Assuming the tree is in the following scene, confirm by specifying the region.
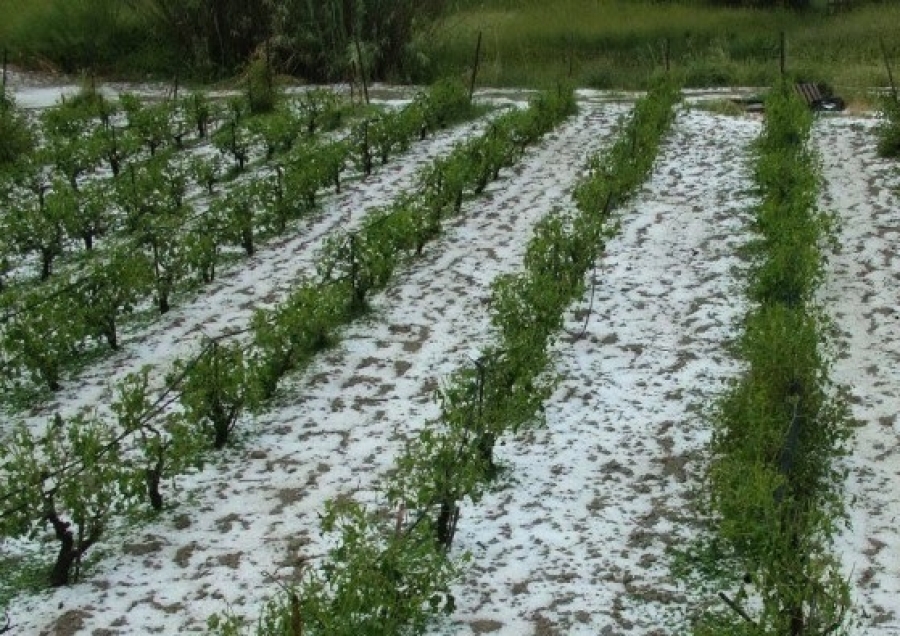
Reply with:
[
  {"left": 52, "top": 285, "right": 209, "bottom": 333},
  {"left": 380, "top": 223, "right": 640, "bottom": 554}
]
[
  {"left": 60, "top": 180, "right": 112, "bottom": 251},
  {"left": 5, "top": 180, "right": 68, "bottom": 281},
  {"left": 2, "top": 285, "right": 83, "bottom": 391},
  {"left": 175, "top": 340, "right": 249, "bottom": 449},
  {"left": 0, "top": 95, "right": 35, "bottom": 167},
  {"left": 76, "top": 246, "right": 150, "bottom": 350},
  {"left": 112, "top": 369, "right": 206, "bottom": 511},
  {"left": 0, "top": 414, "right": 130, "bottom": 587}
]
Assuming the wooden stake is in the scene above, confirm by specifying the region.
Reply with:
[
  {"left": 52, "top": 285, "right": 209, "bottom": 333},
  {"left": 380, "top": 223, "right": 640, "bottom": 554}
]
[
  {"left": 469, "top": 31, "right": 483, "bottom": 102},
  {"left": 780, "top": 31, "right": 786, "bottom": 79},
  {"left": 266, "top": 37, "right": 273, "bottom": 96},
  {"left": 880, "top": 37, "right": 898, "bottom": 102},
  {"left": 665, "top": 37, "right": 671, "bottom": 73},
  {"left": 2, "top": 49, "right": 7, "bottom": 95},
  {"left": 354, "top": 36, "right": 369, "bottom": 105}
]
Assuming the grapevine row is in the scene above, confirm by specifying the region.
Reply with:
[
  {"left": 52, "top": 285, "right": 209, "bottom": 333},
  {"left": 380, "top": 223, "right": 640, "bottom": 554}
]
[
  {"left": 0, "top": 79, "right": 475, "bottom": 396},
  {"left": 689, "top": 85, "right": 852, "bottom": 634},
  {"left": 215, "top": 79, "right": 679, "bottom": 636},
  {"left": 0, "top": 86, "right": 575, "bottom": 604}
]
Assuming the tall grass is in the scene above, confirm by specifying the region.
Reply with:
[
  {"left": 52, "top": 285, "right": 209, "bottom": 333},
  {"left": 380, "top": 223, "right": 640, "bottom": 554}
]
[
  {"left": 1, "top": 0, "right": 898, "bottom": 89},
  {"left": 420, "top": 0, "right": 900, "bottom": 89},
  {"left": 0, "top": 0, "right": 170, "bottom": 75}
]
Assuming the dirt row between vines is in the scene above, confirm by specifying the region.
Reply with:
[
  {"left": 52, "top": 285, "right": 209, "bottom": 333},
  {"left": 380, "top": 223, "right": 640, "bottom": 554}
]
[
  {"left": 423, "top": 108, "right": 760, "bottom": 636},
  {"left": 818, "top": 117, "right": 900, "bottom": 632}
]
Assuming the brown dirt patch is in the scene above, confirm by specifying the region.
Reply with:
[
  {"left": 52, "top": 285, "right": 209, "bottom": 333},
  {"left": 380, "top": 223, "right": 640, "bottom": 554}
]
[
  {"left": 174, "top": 542, "right": 199, "bottom": 568},
  {"left": 44, "top": 609, "right": 91, "bottom": 636}
]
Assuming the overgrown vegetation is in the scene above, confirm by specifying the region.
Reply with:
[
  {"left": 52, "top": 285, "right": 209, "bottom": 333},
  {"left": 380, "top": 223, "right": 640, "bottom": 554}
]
[
  {"left": 0, "top": 0, "right": 897, "bottom": 89},
  {"left": 682, "top": 85, "right": 852, "bottom": 635},
  {"left": 0, "top": 0, "right": 448, "bottom": 81}
]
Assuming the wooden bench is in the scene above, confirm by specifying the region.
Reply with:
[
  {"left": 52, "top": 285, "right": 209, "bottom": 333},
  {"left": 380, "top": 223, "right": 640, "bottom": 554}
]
[{"left": 794, "top": 82, "right": 845, "bottom": 112}]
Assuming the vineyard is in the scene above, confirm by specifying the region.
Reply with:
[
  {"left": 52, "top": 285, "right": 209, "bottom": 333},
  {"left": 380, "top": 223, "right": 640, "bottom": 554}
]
[{"left": 0, "top": 68, "right": 899, "bottom": 636}]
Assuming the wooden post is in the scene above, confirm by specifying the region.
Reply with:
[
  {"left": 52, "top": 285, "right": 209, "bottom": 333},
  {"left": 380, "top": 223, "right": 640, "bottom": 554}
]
[
  {"left": 265, "top": 37, "right": 273, "bottom": 97},
  {"left": 469, "top": 31, "right": 483, "bottom": 103},
  {"left": 780, "top": 31, "right": 786, "bottom": 79},
  {"left": 354, "top": 36, "right": 369, "bottom": 105},
  {"left": 665, "top": 37, "right": 671, "bottom": 73},
  {"left": 880, "top": 37, "right": 898, "bottom": 102}
]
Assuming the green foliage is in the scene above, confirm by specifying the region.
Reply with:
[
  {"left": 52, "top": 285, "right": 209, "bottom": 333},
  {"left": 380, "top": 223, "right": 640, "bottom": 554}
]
[
  {"left": 245, "top": 56, "right": 279, "bottom": 115},
  {"left": 184, "top": 204, "right": 226, "bottom": 284},
  {"left": 0, "top": 95, "right": 35, "bottom": 168},
  {"left": 247, "top": 281, "right": 350, "bottom": 404},
  {"left": 113, "top": 368, "right": 206, "bottom": 511},
  {"left": 297, "top": 88, "right": 346, "bottom": 135},
  {"left": 693, "top": 84, "right": 852, "bottom": 634},
  {"left": 424, "top": 1, "right": 900, "bottom": 90},
  {"left": 218, "top": 182, "right": 259, "bottom": 257},
  {"left": 58, "top": 180, "right": 111, "bottom": 250},
  {"left": 120, "top": 93, "right": 173, "bottom": 157},
  {"left": 425, "top": 78, "right": 678, "bottom": 488},
  {"left": 4, "top": 181, "right": 66, "bottom": 280},
  {"left": 415, "top": 77, "right": 473, "bottom": 132},
  {"left": 0, "top": 412, "right": 133, "bottom": 587},
  {"left": 175, "top": 340, "right": 249, "bottom": 450},
  {"left": 210, "top": 499, "right": 460, "bottom": 636},
  {"left": 75, "top": 246, "right": 150, "bottom": 350},
  {"left": 876, "top": 95, "right": 900, "bottom": 158},
  {"left": 214, "top": 119, "right": 253, "bottom": 172},
  {"left": 190, "top": 154, "right": 226, "bottom": 195},
  {"left": 2, "top": 286, "right": 80, "bottom": 391}
]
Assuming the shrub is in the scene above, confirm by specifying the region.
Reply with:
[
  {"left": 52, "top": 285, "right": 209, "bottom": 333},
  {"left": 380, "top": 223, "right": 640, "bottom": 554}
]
[
  {"left": 877, "top": 96, "right": 900, "bottom": 158},
  {"left": 0, "top": 95, "right": 34, "bottom": 167}
]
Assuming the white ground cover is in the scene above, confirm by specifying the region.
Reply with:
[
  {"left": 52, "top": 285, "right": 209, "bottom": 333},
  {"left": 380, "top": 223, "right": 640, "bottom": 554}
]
[
  {"left": 817, "top": 115, "right": 900, "bottom": 633},
  {"left": 5, "top": 72, "right": 895, "bottom": 635},
  {"left": 424, "top": 108, "right": 761, "bottom": 636},
  {"left": 3, "top": 98, "right": 629, "bottom": 635}
]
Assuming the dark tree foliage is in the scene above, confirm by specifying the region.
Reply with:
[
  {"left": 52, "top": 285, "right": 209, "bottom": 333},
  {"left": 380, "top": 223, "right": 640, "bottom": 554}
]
[{"left": 142, "top": 0, "right": 448, "bottom": 80}]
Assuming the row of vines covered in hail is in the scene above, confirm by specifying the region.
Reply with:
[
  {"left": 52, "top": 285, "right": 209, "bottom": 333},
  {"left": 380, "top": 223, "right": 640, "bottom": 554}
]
[
  {"left": 0, "top": 75, "right": 476, "bottom": 397},
  {"left": 680, "top": 86, "right": 853, "bottom": 635},
  {"left": 207, "top": 77, "right": 681, "bottom": 636},
  {"left": 0, "top": 82, "right": 575, "bottom": 622}
]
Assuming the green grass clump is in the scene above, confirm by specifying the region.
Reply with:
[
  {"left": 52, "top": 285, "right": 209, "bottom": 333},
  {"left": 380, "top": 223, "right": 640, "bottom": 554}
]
[{"left": 877, "top": 96, "right": 900, "bottom": 158}]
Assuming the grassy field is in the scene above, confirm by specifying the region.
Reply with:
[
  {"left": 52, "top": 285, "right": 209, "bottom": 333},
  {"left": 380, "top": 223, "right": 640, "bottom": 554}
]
[
  {"left": 420, "top": 0, "right": 900, "bottom": 90},
  {"left": 0, "top": 0, "right": 170, "bottom": 75},
  {"left": 1, "top": 0, "right": 899, "bottom": 91}
]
